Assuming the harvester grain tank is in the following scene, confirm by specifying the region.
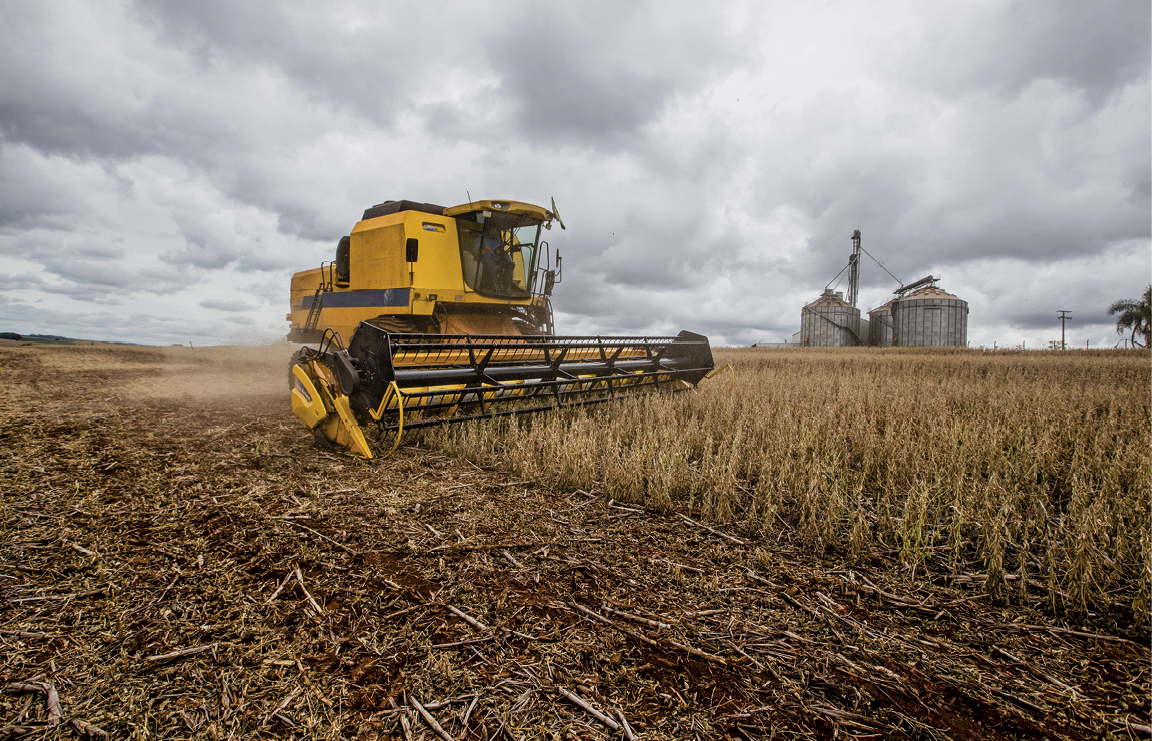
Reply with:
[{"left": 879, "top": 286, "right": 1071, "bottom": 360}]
[{"left": 287, "top": 198, "right": 718, "bottom": 458}]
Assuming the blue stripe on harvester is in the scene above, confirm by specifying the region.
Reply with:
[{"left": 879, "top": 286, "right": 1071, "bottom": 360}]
[{"left": 303, "top": 289, "right": 411, "bottom": 310}]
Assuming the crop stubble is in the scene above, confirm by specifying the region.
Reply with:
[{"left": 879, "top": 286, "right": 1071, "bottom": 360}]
[
  {"left": 441, "top": 348, "right": 1151, "bottom": 628},
  {"left": 0, "top": 343, "right": 1148, "bottom": 739}
]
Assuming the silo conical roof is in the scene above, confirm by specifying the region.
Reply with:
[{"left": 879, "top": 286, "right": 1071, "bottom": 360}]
[
  {"left": 869, "top": 298, "right": 896, "bottom": 314},
  {"left": 805, "top": 289, "right": 853, "bottom": 309},
  {"left": 900, "top": 285, "right": 960, "bottom": 301}
]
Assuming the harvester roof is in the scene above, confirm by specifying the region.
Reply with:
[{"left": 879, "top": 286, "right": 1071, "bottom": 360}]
[
  {"left": 360, "top": 198, "right": 553, "bottom": 224},
  {"left": 443, "top": 199, "right": 551, "bottom": 222}
]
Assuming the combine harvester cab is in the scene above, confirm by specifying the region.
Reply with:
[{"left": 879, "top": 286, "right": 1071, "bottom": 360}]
[
  {"left": 287, "top": 198, "right": 563, "bottom": 341},
  {"left": 287, "top": 197, "right": 718, "bottom": 458}
]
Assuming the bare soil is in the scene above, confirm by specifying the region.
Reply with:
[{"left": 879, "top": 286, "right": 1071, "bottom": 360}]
[{"left": 0, "top": 344, "right": 1147, "bottom": 740}]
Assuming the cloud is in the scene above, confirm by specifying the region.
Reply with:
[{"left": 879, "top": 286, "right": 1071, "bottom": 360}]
[
  {"left": 485, "top": 4, "right": 746, "bottom": 147},
  {"left": 0, "top": 0, "right": 1146, "bottom": 349},
  {"left": 894, "top": 1, "right": 1151, "bottom": 103}
]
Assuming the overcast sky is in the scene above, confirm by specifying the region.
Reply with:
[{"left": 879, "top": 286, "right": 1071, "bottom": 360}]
[{"left": 1, "top": 0, "right": 1148, "bottom": 347}]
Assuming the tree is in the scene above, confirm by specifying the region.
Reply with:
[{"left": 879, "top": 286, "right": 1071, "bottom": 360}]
[{"left": 1108, "top": 285, "right": 1152, "bottom": 348}]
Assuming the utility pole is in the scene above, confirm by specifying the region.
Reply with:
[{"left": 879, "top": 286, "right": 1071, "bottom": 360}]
[{"left": 1057, "top": 310, "right": 1071, "bottom": 350}]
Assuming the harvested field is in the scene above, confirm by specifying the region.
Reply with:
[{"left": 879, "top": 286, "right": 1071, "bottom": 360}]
[
  {"left": 1, "top": 343, "right": 1148, "bottom": 739},
  {"left": 441, "top": 348, "right": 1152, "bottom": 627}
]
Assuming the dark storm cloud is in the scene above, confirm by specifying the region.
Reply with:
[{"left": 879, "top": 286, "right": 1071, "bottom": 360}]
[
  {"left": 40, "top": 260, "right": 131, "bottom": 290},
  {"left": 593, "top": 220, "right": 726, "bottom": 292},
  {"left": 0, "top": 3, "right": 359, "bottom": 241},
  {"left": 485, "top": 4, "right": 745, "bottom": 146},
  {"left": 900, "top": 1, "right": 1151, "bottom": 102},
  {"left": 0, "top": 272, "right": 46, "bottom": 291},
  {"left": 138, "top": 265, "right": 206, "bottom": 294},
  {"left": 2, "top": 0, "right": 743, "bottom": 248},
  {"left": 162, "top": 210, "right": 243, "bottom": 270},
  {"left": 33, "top": 252, "right": 191, "bottom": 301},
  {"left": 234, "top": 248, "right": 301, "bottom": 273},
  {"left": 0, "top": 145, "right": 85, "bottom": 230},
  {"left": 0, "top": 94, "right": 154, "bottom": 162},
  {"left": 0, "top": 3, "right": 241, "bottom": 162},
  {"left": 130, "top": 0, "right": 414, "bottom": 124},
  {"left": 753, "top": 149, "right": 928, "bottom": 288}
]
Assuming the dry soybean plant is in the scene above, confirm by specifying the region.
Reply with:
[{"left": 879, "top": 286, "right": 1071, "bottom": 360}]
[{"left": 436, "top": 348, "right": 1152, "bottom": 627}]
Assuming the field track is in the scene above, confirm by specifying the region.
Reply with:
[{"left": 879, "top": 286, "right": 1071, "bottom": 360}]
[{"left": 1, "top": 344, "right": 1148, "bottom": 739}]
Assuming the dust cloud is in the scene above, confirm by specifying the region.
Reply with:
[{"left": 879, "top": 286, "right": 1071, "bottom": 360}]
[
  {"left": 153, "top": 344, "right": 297, "bottom": 409},
  {"left": 3, "top": 342, "right": 298, "bottom": 420}
]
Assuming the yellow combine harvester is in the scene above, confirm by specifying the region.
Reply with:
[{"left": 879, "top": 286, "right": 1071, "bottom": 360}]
[{"left": 288, "top": 198, "right": 716, "bottom": 458}]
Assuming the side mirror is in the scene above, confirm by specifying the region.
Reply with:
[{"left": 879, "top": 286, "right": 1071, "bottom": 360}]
[{"left": 405, "top": 238, "right": 419, "bottom": 263}]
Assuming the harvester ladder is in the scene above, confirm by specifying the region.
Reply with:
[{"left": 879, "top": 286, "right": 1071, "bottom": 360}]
[{"left": 304, "top": 262, "right": 335, "bottom": 332}]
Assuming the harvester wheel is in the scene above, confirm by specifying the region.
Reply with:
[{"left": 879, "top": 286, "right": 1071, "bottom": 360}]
[
  {"left": 312, "top": 428, "right": 335, "bottom": 451},
  {"left": 288, "top": 348, "right": 305, "bottom": 386}
]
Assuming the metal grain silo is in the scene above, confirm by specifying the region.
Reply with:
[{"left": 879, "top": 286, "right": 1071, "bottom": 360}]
[
  {"left": 868, "top": 300, "right": 895, "bottom": 346},
  {"left": 800, "top": 289, "right": 863, "bottom": 347},
  {"left": 892, "top": 286, "right": 968, "bottom": 346}
]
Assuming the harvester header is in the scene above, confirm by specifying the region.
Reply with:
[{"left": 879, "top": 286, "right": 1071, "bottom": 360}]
[{"left": 291, "top": 324, "right": 715, "bottom": 458}]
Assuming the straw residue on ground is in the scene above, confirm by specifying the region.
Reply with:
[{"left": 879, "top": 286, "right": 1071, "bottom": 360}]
[{"left": 0, "top": 343, "right": 1148, "bottom": 739}]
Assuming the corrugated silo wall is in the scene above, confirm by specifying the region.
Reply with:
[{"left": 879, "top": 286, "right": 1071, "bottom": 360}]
[
  {"left": 800, "top": 305, "right": 862, "bottom": 347},
  {"left": 892, "top": 298, "right": 968, "bottom": 346},
  {"left": 869, "top": 309, "right": 894, "bottom": 346}
]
